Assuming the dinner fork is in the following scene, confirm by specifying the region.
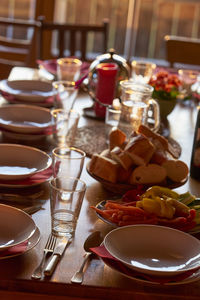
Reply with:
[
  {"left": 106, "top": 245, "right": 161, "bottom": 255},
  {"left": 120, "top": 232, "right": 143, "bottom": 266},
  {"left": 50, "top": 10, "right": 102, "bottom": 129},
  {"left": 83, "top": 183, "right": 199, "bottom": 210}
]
[{"left": 31, "top": 234, "right": 57, "bottom": 280}]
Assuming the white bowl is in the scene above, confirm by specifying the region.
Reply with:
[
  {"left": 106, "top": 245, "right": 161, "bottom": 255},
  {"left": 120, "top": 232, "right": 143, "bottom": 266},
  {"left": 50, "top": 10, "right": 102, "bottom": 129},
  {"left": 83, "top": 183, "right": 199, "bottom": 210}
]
[
  {"left": 0, "top": 80, "right": 56, "bottom": 103},
  {"left": 0, "top": 144, "right": 52, "bottom": 180},
  {"left": 104, "top": 225, "right": 200, "bottom": 277},
  {"left": 0, "top": 204, "right": 36, "bottom": 250},
  {"left": 0, "top": 105, "right": 52, "bottom": 134}
]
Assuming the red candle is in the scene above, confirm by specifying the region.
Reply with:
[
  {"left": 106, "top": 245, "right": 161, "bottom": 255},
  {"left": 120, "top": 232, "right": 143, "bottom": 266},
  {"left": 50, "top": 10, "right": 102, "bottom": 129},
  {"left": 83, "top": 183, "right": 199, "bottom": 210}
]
[{"left": 94, "top": 63, "right": 118, "bottom": 117}]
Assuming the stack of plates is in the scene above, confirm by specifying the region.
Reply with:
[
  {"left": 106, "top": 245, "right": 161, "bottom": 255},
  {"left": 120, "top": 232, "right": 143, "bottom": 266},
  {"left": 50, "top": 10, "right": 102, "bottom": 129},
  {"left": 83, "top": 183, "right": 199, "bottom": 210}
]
[
  {"left": 0, "top": 143, "right": 52, "bottom": 187},
  {"left": 0, "top": 104, "right": 53, "bottom": 141},
  {"left": 0, "top": 204, "right": 40, "bottom": 259},
  {"left": 0, "top": 80, "right": 57, "bottom": 108},
  {"left": 103, "top": 225, "right": 200, "bottom": 284}
]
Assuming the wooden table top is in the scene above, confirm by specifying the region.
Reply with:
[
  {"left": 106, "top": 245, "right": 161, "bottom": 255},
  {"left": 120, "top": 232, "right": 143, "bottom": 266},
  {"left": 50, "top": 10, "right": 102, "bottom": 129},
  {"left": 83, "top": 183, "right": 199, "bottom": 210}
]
[{"left": 1, "top": 67, "right": 200, "bottom": 300}]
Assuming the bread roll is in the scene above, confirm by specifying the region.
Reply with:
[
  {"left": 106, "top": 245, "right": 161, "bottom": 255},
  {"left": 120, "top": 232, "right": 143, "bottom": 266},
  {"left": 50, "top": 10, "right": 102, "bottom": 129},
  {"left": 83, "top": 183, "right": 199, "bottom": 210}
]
[
  {"left": 117, "top": 166, "right": 132, "bottom": 183},
  {"left": 150, "top": 149, "right": 168, "bottom": 165},
  {"left": 100, "top": 148, "right": 111, "bottom": 158},
  {"left": 111, "top": 146, "right": 133, "bottom": 170},
  {"left": 162, "top": 160, "right": 189, "bottom": 182},
  {"left": 89, "top": 154, "right": 119, "bottom": 183},
  {"left": 109, "top": 128, "right": 127, "bottom": 150},
  {"left": 129, "top": 164, "right": 167, "bottom": 184},
  {"left": 125, "top": 134, "right": 155, "bottom": 165},
  {"left": 138, "top": 124, "right": 179, "bottom": 159}
]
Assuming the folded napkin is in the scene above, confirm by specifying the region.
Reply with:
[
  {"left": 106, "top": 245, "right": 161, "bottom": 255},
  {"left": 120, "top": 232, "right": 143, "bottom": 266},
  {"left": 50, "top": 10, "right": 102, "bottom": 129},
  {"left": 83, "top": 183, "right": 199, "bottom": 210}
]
[
  {"left": 0, "top": 240, "right": 28, "bottom": 258},
  {"left": 91, "top": 245, "right": 200, "bottom": 284},
  {"left": 0, "top": 166, "right": 52, "bottom": 186}
]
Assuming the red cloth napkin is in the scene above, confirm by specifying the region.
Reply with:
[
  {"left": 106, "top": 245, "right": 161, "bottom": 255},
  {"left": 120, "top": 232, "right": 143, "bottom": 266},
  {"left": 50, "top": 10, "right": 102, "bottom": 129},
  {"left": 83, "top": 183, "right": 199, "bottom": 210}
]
[
  {"left": 0, "top": 166, "right": 53, "bottom": 186},
  {"left": 91, "top": 245, "right": 200, "bottom": 284},
  {"left": 0, "top": 240, "right": 28, "bottom": 257}
]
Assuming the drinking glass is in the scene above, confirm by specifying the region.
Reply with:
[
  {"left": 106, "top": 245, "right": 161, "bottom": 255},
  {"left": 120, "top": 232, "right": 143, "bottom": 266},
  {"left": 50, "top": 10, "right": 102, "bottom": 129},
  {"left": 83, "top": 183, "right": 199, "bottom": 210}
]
[
  {"left": 49, "top": 176, "right": 86, "bottom": 238},
  {"left": 131, "top": 60, "right": 156, "bottom": 84},
  {"left": 57, "top": 57, "right": 82, "bottom": 81},
  {"left": 52, "top": 146, "right": 86, "bottom": 178},
  {"left": 105, "top": 105, "right": 121, "bottom": 143},
  {"left": 51, "top": 108, "right": 80, "bottom": 147},
  {"left": 118, "top": 80, "right": 160, "bottom": 136},
  {"left": 52, "top": 80, "right": 78, "bottom": 111}
]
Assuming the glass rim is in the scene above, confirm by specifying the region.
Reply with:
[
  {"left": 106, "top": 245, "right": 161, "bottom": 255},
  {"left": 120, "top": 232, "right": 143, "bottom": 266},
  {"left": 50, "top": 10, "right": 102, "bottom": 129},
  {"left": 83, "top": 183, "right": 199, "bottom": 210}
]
[
  {"left": 52, "top": 146, "right": 86, "bottom": 159},
  {"left": 50, "top": 176, "right": 86, "bottom": 193},
  {"left": 50, "top": 108, "right": 80, "bottom": 118},
  {"left": 52, "top": 80, "right": 76, "bottom": 88},
  {"left": 120, "top": 80, "right": 154, "bottom": 93},
  {"left": 131, "top": 60, "right": 157, "bottom": 68},
  {"left": 57, "top": 57, "right": 82, "bottom": 66}
]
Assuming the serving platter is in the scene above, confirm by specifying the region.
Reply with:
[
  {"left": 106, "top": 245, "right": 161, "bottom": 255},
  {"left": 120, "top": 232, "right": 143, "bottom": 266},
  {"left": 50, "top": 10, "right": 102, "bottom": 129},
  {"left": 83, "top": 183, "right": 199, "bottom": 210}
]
[
  {"left": 86, "top": 163, "right": 188, "bottom": 194},
  {"left": 0, "top": 204, "right": 36, "bottom": 250},
  {"left": 95, "top": 200, "right": 200, "bottom": 235},
  {"left": 0, "top": 105, "right": 52, "bottom": 134},
  {"left": 0, "top": 144, "right": 52, "bottom": 180}
]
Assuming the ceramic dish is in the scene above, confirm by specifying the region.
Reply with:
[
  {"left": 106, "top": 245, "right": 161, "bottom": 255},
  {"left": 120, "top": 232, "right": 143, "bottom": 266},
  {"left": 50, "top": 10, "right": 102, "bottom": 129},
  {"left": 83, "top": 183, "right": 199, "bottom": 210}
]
[
  {"left": 0, "top": 204, "right": 36, "bottom": 250},
  {"left": 0, "top": 144, "right": 52, "bottom": 180},
  {"left": 1, "top": 131, "right": 47, "bottom": 142},
  {"left": 2, "top": 97, "right": 54, "bottom": 108},
  {"left": 101, "top": 254, "right": 200, "bottom": 286},
  {"left": 104, "top": 225, "right": 200, "bottom": 277},
  {"left": 0, "top": 80, "right": 56, "bottom": 103},
  {"left": 0, "top": 226, "right": 40, "bottom": 260},
  {"left": 0, "top": 105, "right": 52, "bottom": 134},
  {"left": 86, "top": 163, "right": 187, "bottom": 194}
]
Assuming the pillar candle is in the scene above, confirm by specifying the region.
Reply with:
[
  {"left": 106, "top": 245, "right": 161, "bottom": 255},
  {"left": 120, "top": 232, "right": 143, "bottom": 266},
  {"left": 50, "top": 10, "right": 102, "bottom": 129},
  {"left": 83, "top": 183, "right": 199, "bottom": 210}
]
[{"left": 94, "top": 63, "right": 118, "bottom": 118}]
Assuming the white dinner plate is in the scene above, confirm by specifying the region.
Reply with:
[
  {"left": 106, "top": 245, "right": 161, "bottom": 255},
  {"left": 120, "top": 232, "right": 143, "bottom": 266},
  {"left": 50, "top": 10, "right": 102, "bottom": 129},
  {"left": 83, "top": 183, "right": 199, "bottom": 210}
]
[
  {"left": 0, "top": 144, "right": 52, "bottom": 180},
  {"left": 0, "top": 80, "right": 57, "bottom": 103},
  {"left": 104, "top": 225, "right": 200, "bottom": 277},
  {"left": 0, "top": 204, "right": 36, "bottom": 251},
  {"left": 0, "top": 226, "right": 40, "bottom": 260},
  {"left": 0, "top": 105, "right": 52, "bottom": 134}
]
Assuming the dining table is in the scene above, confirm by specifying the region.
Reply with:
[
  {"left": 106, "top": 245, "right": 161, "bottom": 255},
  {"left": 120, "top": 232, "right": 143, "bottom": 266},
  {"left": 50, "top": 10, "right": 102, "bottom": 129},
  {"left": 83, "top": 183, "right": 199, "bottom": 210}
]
[{"left": 0, "top": 66, "right": 200, "bottom": 300}]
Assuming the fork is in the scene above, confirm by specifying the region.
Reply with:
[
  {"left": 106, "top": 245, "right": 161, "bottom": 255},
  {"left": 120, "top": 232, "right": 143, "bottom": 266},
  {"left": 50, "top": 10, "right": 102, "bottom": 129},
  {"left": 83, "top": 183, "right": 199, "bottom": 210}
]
[{"left": 31, "top": 234, "right": 57, "bottom": 280}]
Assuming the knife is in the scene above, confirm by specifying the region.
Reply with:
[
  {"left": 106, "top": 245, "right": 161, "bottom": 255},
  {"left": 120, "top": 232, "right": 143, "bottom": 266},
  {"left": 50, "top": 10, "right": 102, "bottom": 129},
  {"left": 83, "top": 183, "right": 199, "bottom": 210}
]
[{"left": 44, "top": 237, "right": 70, "bottom": 276}]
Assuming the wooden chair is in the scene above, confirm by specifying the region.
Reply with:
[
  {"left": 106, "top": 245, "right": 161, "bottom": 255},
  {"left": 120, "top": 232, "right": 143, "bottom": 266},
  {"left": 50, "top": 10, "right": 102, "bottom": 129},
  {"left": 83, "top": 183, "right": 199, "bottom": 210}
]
[
  {"left": 0, "top": 17, "right": 40, "bottom": 79},
  {"left": 37, "top": 16, "right": 109, "bottom": 61},
  {"left": 164, "top": 35, "right": 200, "bottom": 68}
]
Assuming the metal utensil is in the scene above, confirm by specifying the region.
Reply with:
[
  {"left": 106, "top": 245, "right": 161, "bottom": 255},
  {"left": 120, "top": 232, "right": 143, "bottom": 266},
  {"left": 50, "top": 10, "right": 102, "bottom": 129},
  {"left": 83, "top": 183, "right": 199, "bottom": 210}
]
[
  {"left": 31, "top": 234, "right": 57, "bottom": 280},
  {"left": 71, "top": 231, "right": 104, "bottom": 284},
  {"left": 44, "top": 236, "right": 70, "bottom": 277}
]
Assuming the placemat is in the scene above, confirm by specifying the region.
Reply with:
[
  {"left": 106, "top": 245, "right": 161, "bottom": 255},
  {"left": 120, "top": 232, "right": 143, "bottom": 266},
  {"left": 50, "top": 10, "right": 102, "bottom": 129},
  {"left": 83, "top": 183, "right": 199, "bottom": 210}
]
[{"left": 73, "top": 124, "right": 182, "bottom": 158}]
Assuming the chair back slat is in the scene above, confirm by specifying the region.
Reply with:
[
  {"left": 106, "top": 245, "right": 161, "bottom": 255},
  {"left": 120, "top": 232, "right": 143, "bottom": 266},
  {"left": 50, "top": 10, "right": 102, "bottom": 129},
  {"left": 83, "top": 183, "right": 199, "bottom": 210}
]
[
  {"left": 38, "top": 17, "right": 109, "bottom": 61},
  {"left": 165, "top": 35, "right": 200, "bottom": 67}
]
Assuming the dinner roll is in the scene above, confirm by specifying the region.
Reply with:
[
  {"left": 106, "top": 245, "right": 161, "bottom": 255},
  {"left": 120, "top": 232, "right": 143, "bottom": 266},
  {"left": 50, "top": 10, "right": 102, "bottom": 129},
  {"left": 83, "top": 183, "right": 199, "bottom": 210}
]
[
  {"left": 109, "top": 128, "right": 127, "bottom": 150},
  {"left": 162, "top": 160, "right": 189, "bottom": 182},
  {"left": 111, "top": 146, "right": 133, "bottom": 170},
  {"left": 129, "top": 164, "right": 167, "bottom": 184},
  {"left": 124, "top": 134, "right": 155, "bottom": 166},
  {"left": 89, "top": 154, "right": 119, "bottom": 183}
]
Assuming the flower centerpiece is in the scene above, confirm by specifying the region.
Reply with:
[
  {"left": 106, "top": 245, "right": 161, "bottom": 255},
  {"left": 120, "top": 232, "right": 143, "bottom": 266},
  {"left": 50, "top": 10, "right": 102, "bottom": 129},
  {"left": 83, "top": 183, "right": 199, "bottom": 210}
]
[{"left": 149, "top": 70, "right": 182, "bottom": 120}]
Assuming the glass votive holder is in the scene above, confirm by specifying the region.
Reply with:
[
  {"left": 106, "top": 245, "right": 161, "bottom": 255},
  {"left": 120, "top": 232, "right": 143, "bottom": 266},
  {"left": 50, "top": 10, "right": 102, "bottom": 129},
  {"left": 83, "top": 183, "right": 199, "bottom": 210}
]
[
  {"left": 57, "top": 57, "right": 82, "bottom": 81},
  {"left": 131, "top": 60, "right": 156, "bottom": 84}
]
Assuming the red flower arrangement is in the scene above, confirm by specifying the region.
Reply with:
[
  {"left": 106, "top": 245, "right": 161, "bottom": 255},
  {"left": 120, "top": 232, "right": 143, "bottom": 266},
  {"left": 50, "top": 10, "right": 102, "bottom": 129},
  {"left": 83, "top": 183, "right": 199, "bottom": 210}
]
[{"left": 149, "top": 70, "right": 182, "bottom": 101}]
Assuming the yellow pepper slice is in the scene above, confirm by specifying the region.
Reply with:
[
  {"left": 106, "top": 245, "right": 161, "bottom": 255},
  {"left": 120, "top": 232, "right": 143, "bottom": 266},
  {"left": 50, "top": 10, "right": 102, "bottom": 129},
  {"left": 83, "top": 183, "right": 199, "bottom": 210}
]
[{"left": 142, "top": 186, "right": 179, "bottom": 200}]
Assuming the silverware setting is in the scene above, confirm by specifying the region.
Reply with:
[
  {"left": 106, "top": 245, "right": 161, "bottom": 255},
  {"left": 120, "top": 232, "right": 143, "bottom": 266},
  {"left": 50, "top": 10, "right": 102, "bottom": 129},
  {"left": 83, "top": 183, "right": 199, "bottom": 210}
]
[
  {"left": 31, "top": 234, "right": 57, "bottom": 280},
  {"left": 71, "top": 231, "right": 104, "bottom": 284},
  {"left": 44, "top": 236, "right": 70, "bottom": 277}
]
